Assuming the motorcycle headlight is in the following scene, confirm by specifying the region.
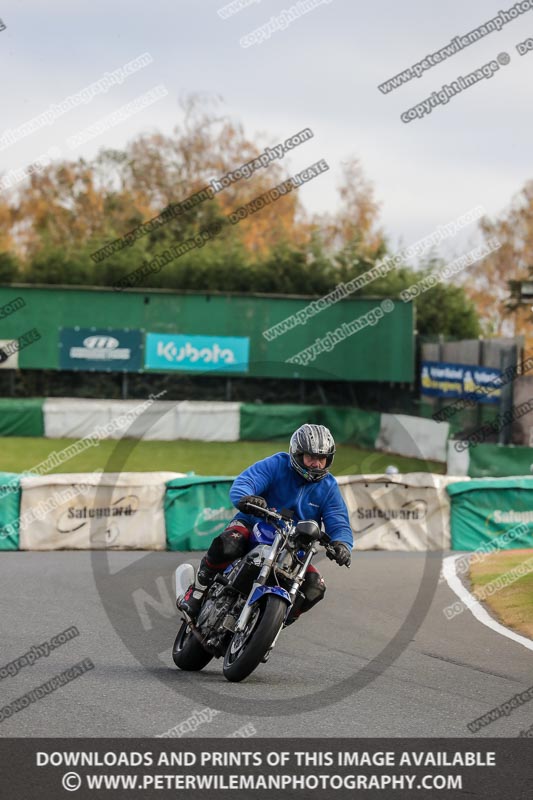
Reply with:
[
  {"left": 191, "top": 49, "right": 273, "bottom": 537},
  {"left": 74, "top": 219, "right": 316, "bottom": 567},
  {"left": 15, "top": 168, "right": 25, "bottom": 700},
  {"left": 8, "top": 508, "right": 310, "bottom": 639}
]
[{"left": 294, "top": 519, "right": 321, "bottom": 544}]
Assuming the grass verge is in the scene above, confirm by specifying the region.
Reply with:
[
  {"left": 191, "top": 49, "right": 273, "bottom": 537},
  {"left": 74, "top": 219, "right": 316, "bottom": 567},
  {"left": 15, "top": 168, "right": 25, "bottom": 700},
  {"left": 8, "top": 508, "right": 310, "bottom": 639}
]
[
  {"left": 469, "top": 549, "right": 533, "bottom": 639},
  {"left": 0, "top": 437, "right": 445, "bottom": 477}
]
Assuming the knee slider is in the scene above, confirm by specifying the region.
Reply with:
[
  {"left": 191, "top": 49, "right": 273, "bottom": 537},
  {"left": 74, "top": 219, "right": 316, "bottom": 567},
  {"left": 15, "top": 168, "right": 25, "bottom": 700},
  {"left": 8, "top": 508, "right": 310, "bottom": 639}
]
[{"left": 219, "top": 526, "right": 248, "bottom": 561}]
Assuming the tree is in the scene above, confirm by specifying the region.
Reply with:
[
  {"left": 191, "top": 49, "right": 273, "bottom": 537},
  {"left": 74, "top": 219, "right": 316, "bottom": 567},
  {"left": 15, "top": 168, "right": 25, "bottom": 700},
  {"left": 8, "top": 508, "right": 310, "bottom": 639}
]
[
  {"left": 313, "top": 157, "right": 385, "bottom": 262},
  {"left": 0, "top": 95, "right": 485, "bottom": 340},
  {"left": 0, "top": 252, "right": 20, "bottom": 283},
  {"left": 469, "top": 181, "right": 533, "bottom": 338},
  {"left": 413, "top": 279, "right": 480, "bottom": 338}
]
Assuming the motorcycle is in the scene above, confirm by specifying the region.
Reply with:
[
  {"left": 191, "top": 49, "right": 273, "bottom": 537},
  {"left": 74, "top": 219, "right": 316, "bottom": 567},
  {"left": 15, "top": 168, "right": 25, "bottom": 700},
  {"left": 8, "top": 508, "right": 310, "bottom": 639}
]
[{"left": 172, "top": 502, "right": 344, "bottom": 682}]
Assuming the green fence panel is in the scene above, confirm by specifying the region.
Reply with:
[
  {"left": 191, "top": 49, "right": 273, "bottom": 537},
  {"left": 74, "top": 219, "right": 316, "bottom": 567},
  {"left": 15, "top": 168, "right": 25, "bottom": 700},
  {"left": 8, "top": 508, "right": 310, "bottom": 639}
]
[
  {"left": 240, "top": 403, "right": 381, "bottom": 449},
  {"left": 447, "top": 405, "right": 500, "bottom": 439},
  {"left": 447, "top": 478, "right": 533, "bottom": 550},
  {"left": 165, "top": 475, "right": 236, "bottom": 551},
  {"left": 240, "top": 404, "right": 321, "bottom": 441},
  {"left": 319, "top": 407, "right": 381, "bottom": 449},
  {"left": 0, "top": 472, "right": 21, "bottom": 550},
  {"left": 468, "top": 443, "right": 533, "bottom": 478},
  {"left": 0, "top": 398, "right": 45, "bottom": 436}
]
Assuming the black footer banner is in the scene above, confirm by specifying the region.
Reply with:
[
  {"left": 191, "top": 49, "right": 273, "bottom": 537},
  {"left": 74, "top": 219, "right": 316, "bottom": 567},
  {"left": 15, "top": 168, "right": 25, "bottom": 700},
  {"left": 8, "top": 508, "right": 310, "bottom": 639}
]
[{"left": 0, "top": 738, "right": 531, "bottom": 799}]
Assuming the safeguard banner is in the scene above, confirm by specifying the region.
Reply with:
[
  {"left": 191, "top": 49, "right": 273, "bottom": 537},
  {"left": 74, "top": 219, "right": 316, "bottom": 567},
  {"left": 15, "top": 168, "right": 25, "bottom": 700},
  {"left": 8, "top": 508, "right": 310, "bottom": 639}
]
[
  {"left": 59, "top": 328, "right": 143, "bottom": 372},
  {"left": 337, "top": 473, "right": 463, "bottom": 551},
  {"left": 145, "top": 333, "right": 249, "bottom": 373},
  {"left": 447, "top": 477, "right": 533, "bottom": 550},
  {"left": 19, "top": 472, "right": 183, "bottom": 550},
  {"left": 421, "top": 361, "right": 502, "bottom": 403},
  {"left": 165, "top": 475, "right": 236, "bottom": 550}
]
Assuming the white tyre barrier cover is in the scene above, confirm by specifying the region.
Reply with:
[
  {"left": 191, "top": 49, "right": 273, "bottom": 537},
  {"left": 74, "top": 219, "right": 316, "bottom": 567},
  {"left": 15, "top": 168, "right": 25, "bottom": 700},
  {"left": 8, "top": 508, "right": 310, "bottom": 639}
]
[
  {"left": 446, "top": 439, "right": 470, "bottom": 476},
  {"left": 44, "top": 398, "right": 113, "bottom": 439},
  {"left": 174, "top": 401, "right": 240, "bottom": 442},
  {"left": 43, "top": 398, "right": 241, "bottom": 441},
  {"left": 376, "top": 414, "right": 449, "bottom": 463},
  {"left": 337, "top": 473, "right": 469, "bottom": 551},
  {"left": 19, "top": 471, "right": 183, "bottom": 550}
]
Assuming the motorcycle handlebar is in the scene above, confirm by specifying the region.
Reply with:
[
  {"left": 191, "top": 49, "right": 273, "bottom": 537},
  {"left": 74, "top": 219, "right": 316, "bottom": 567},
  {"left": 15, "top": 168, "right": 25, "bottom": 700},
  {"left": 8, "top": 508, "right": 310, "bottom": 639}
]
[
  {"left": 244, "top": 503, "right": 284, "bottom": 521},
  {"left": 243, "top": 504, "right": 349, "bottom": 565}
]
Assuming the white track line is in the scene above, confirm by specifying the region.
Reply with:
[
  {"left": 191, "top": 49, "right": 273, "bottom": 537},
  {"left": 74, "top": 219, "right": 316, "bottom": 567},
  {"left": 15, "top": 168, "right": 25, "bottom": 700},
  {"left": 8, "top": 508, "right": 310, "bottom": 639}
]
[{"left": 442, "top": 554, "right": 533, "bottom": 652}]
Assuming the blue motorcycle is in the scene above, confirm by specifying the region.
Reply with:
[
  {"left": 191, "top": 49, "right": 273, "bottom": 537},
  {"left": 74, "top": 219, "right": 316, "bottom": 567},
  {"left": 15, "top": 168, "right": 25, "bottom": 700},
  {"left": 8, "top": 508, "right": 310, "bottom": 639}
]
[{"left": 172, "top": 503, "right": 337, "bottom": 682}]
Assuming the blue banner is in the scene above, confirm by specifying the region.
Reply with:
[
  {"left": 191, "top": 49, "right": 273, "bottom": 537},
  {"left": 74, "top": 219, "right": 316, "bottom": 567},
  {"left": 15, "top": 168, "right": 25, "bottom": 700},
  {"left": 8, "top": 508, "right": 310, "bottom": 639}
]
[
  {"left": 59, "top": 329, "right": 143, "bottom": 372},
  {"left": 145, "top": 333, "right": 249, "bottom": 373},
  {"left": 421, "top": 361, "right": 502, "bottom": 403}
]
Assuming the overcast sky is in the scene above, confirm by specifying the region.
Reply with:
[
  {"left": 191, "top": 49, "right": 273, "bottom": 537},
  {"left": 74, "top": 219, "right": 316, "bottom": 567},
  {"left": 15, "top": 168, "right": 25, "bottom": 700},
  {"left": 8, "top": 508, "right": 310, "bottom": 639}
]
[{"left": 1, "top": 0, "right": 531, "bottom": 261}]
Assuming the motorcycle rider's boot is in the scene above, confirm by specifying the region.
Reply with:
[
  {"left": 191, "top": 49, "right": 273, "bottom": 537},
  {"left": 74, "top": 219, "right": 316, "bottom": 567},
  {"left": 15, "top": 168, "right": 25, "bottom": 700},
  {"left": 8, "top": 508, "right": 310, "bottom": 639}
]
[
  {"left": 284, "top": 591, "right": 305, "bottom": 626},
  {"left": 283, "top": 609, "right": 302, "bottom": 627},
  {"left": 179, "top": 558, "right": 218, "bottom": 621}
]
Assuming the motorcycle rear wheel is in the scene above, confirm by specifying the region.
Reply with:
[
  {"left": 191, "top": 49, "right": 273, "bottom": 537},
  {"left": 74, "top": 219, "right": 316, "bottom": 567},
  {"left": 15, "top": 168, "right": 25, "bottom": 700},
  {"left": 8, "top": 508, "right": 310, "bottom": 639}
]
[
  {"left": 172, "top": 620, "right": 213, "bottom": 671},
  {"left": 222, "top": 595, "right": 286, "bottom": 682}
]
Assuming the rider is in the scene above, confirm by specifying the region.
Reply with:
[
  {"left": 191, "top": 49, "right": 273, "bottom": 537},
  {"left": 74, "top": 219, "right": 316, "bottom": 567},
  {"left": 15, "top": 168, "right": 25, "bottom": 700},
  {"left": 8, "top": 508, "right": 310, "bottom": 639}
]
[{"left": 180, "top": 423, "right": 353, "bottom": 623}]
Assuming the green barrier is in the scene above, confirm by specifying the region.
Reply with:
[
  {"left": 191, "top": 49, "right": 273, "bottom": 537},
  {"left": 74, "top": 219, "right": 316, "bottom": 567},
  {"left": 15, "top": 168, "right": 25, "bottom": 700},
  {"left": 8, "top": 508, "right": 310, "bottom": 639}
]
[
  {"left": 468, "top": 443, "right": 533, "bottom": 477},
  {"left": 165, "top": 475, "right": 236, "bottom": 551},
  {"left": 0, "top": 398, "right": 45, "bottom": 436},
  {"left": 239, "top": 403, "right": 381, "bottom": 448},
  {"left": 319, "top": 407, "right": 381, "bottom": 449},
  {"left": 447, "top": 478, "right": 533, "bottom": 550},
  {"left": 239, "top": 404, "right": 320, "bottom": 441},
  {"left": 448, "top": 406, "right": 499, "bottom": 439},
  {"left": 0, "top": 472, "right": 21, "bottom": 550}
]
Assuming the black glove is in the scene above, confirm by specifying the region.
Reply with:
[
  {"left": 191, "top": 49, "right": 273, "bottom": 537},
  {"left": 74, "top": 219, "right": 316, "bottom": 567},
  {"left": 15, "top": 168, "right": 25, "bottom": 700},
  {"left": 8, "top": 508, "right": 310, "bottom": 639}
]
[
  {"left": 237, "top": 495, "right": 268, "bottom": 513},
  {"left": 326, "top": 541, "right": 351, "bottom": 567}
]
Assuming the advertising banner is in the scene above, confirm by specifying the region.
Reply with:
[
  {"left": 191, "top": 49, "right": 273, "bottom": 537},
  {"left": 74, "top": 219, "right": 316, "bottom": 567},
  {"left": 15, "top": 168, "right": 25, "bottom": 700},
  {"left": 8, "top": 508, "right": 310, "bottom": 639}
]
[
  {"left": 59, "top": 328, "right": 143, "bottom": 372},
  {"left": 337, "top": 473, "right": 462, "bottom": 550},
  {"left": 421, "top": 361, "right": 502, "bottom": 403},
  {"left": 165, "top": 476, "right": 236, "bottom": 550},
  {"left": 145, "top": 333, "right": 249, "bottom": 373},
  {"left": 447, "top": 478, "right": 533, "bottom": 550},
  {"left": 19, "top": 472, "right": 183, "bottom": 550}
]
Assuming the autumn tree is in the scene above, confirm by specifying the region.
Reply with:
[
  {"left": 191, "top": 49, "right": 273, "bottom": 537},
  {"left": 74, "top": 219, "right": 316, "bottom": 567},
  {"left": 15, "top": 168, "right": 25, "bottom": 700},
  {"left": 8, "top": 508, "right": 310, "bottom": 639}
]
[
  {"left": 468, "top": 181, "right": 533, "bottom": 342},
  {"left": 1, "top": 94, "right": 309, "bottom": 274},
  {"left": 313, "top": 157, "right": 385, "bottom": 263}
]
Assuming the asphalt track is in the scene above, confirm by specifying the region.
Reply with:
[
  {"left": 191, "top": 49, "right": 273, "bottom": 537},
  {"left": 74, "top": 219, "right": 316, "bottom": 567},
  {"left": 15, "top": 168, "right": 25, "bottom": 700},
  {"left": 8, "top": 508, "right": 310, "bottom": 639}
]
[{"left": 0, "top": 551, "right": 531, "bottom": 738}]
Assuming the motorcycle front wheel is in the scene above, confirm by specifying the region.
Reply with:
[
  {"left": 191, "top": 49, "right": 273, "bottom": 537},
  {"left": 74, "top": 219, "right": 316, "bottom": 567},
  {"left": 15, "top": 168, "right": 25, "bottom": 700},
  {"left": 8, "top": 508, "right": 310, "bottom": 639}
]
[
  {"left": 172, "top": 620, "right": 213, "bottom": 671},
  {"left": 222, "top": 595, "right": 287, "bottom": 682}
]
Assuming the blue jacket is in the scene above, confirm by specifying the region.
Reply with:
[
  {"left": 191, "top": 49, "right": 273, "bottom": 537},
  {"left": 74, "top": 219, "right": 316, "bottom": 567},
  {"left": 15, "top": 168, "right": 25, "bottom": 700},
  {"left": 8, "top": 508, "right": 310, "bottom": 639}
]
[{"left": 230, "top": 452, "right": 353, "bottom": 549}]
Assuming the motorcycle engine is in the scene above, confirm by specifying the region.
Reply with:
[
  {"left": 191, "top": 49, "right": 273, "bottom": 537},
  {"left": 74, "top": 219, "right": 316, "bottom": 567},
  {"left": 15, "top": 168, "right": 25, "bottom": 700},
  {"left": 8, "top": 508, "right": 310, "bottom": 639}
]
[{"left": 197, "top": 590, "right": 232, "bottom": 631}]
